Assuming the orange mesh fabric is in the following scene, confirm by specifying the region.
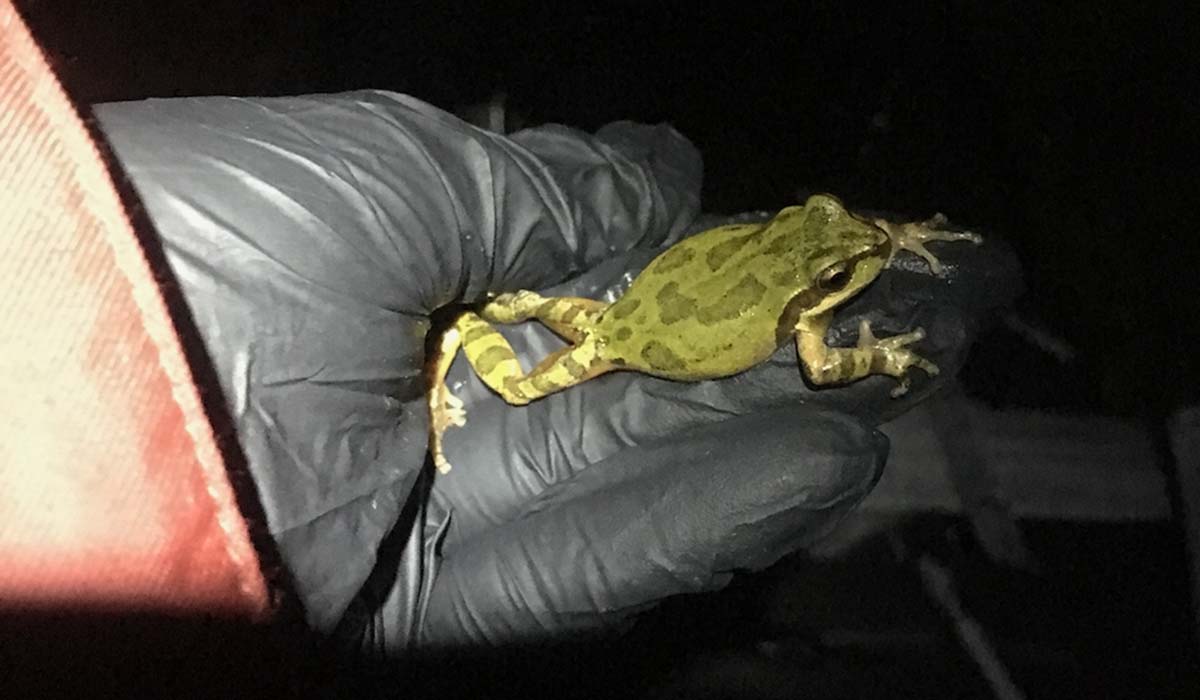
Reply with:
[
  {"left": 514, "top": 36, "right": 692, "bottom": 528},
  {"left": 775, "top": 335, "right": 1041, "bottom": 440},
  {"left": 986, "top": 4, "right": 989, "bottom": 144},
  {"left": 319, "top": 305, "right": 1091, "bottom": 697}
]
[{"left": 0, "top": 0, "right": 268, "bottom": 618}]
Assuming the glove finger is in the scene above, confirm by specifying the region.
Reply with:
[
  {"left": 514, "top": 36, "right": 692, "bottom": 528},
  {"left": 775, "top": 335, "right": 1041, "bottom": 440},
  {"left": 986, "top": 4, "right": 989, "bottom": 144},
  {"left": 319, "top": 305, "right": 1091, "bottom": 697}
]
[{"left": 420, "top": 405, "right": 885, "bottom": 648}]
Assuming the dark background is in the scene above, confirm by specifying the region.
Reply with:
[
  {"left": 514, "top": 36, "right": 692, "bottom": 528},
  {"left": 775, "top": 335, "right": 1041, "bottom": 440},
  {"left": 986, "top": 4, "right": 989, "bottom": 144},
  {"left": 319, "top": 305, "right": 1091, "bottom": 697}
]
[{"left": 13, "top": 1, "right": 1198, "bottom": 697}]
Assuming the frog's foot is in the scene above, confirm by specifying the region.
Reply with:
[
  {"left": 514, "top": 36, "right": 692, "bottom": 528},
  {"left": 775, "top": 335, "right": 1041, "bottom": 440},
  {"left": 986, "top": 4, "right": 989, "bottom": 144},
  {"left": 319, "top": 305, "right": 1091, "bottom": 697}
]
[
  {"left": 431, "top": 385, "right": 467, "bottom": 434},
  {"left": 428, "top": 383, "right": 467, "bottom": 474},
  {"left": 875, "top": 214, "right": 982, "bottom": 275},
  {"left": 856, "top": 319, "right": 939, "bottom": 397}
]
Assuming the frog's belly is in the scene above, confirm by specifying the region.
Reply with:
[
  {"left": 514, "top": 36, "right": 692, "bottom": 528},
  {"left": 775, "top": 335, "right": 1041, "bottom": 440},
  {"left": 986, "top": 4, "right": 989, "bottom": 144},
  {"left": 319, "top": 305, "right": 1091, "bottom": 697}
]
[{"left": 601, "top": 325, "right": 783, "bottom": 381}]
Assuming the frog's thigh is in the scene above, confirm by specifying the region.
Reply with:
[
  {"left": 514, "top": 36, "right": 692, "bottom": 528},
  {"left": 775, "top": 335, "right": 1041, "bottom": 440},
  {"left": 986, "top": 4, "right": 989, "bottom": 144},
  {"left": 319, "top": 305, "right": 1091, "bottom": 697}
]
[
  {"left": 480, "top": 291, "right": 607, "bottom": 343},
  {"left": 534, "top": 297, "right": 608, "bottom": 343},
  {"left": 455, "top": 312, "right": 613, "bottom": 405}
]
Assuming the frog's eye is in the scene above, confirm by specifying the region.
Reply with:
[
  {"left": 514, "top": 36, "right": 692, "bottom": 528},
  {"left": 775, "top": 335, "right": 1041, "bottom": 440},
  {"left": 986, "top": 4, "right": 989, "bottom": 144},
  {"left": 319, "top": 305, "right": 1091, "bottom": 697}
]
[{"left": 817, "top": 262, "right": 852, "bottom": 292}]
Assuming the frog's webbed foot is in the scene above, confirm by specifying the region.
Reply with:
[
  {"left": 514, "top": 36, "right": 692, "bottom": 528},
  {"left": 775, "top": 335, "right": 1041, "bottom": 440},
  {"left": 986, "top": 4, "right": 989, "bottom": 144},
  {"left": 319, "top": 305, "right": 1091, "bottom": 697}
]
[
  {"left": 874, "top": 214, "right": 982, "bottom": 275},
  {"left": 428, "top": 381, "right": 467, "bottom": 474},
  {"left": 428, "top": 325, "right": 469, "bottom": 474},
  {"left": 431, "top": 383, "right": 467, "bottom": 431},
  {"left": 855, "top": 319, "right": 939, "bottom": 397}
]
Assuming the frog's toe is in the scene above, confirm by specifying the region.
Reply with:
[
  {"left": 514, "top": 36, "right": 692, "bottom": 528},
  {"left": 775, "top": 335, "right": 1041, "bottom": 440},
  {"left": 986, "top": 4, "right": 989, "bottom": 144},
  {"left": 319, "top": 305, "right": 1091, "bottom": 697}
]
[
  {"left": 923, "top": 212, "right": 949, "bottom": 229},
  {"left": 888, "top": 356, "right": 938, "bottom": 397},
  {"left": 913, "top": 355, "right": 939, "bottom": 377},
  {"left": 855, "top": 319, "right": 878, "bottom": 349},
  {"left": 897, "top": 234, "right": 946, "bottom": 273},
  {"left": 437, "top": 405, "right": 467, "bottom": 430},
  {"left": 440, "top": 407, "right": 466, "bottom": 429},
  {"left": 877, "top": 216, "right": 982, "bottom": 274},
  {"left": 430, "top": 386, "right": 468, "bottom": 434},
  {"left": 433, "top": 451, "right": 454, "bottom": 474},
  {"left": 879, "top": 327, "right": 926, "bottom": 350},
  {"left": 856, "top": 321, "right": 924, "bottom": 353},
  {"left": 860, "top": 324, "right": 924, "bottom": 354}
]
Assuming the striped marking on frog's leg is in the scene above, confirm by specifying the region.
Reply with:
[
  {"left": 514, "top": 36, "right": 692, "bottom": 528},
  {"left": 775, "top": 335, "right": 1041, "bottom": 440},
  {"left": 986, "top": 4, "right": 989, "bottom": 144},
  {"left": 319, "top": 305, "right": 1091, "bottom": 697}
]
[
  {"left": 793, "top": 316, "right": 938, "bottom": 397},
  {"left": 479, "top": 290, "right": 608, "bottom": 343},
  {"left": 455, "top": 311, "right": 614, "bottom": 405}
]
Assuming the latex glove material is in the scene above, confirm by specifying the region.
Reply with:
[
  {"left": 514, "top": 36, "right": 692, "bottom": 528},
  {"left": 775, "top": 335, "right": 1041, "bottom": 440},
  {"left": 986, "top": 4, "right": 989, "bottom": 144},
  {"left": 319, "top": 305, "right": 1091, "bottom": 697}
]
[
  {"left": 94, "top": 90, "right": 698, "bottom": 637},
  {"left": 421, "top": 405, "right": 885, "bottom": 648}
]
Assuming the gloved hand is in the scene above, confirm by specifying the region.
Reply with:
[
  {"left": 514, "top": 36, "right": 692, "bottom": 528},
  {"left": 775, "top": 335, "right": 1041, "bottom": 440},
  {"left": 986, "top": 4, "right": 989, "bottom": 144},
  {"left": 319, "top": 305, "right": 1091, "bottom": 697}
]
[{"left": 93, "top": 91, "right": 1020, "bottom": 656}]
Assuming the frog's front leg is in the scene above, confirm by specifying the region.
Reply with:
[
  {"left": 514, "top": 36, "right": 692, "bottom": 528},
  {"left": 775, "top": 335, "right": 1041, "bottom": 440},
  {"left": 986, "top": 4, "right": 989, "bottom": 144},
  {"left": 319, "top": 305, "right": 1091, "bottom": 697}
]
[{"left": 794, "top": 314, "right": 938, "bottom": 398}]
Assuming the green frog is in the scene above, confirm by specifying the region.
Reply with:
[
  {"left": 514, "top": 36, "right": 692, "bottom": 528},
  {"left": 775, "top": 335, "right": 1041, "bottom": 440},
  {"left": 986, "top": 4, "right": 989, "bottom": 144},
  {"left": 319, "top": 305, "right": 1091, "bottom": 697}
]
[{"left": 428, "top": 193, "right": 981, "bottom": 473}]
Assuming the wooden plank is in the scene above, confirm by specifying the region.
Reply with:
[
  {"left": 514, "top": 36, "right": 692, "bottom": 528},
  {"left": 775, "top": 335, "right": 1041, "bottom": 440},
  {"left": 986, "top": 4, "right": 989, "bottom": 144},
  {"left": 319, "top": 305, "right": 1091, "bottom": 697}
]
[{"left": 860, "top": 395, "right": 1170, "bottom": 521}]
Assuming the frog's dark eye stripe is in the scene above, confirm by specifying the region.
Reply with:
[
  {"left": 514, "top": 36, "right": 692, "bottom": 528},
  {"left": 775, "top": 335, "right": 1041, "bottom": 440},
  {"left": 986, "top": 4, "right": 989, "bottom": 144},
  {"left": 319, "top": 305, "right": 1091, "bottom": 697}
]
[{"left": 817, "top": 262, "right": 851, "bottom": 291}]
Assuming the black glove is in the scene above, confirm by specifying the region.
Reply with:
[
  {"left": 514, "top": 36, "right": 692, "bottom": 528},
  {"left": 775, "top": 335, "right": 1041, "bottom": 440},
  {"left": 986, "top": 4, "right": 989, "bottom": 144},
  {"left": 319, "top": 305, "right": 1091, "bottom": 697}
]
[{"left": 93, "top": 91, "right": 1020, "bottom": 656}]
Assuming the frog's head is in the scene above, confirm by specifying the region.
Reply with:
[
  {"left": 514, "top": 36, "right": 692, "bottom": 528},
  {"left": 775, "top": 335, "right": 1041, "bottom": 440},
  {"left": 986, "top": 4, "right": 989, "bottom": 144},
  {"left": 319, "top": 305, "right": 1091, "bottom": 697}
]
[{"left": 773, "top": 194, "right": 891, "bottom": 318}]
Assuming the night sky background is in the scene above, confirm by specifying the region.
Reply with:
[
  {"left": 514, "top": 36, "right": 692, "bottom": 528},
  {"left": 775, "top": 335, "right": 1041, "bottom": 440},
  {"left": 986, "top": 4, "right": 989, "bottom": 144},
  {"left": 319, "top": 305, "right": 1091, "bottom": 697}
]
[{"left": 13, "top": 1, "right": 1199, "bottom": 696}]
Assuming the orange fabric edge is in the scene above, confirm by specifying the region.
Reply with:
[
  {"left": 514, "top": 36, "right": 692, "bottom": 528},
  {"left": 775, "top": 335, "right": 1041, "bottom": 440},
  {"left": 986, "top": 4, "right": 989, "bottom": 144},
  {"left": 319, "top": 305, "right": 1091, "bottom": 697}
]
[{"left": 0, "top": 0, "right": 270, "bottom": 619}]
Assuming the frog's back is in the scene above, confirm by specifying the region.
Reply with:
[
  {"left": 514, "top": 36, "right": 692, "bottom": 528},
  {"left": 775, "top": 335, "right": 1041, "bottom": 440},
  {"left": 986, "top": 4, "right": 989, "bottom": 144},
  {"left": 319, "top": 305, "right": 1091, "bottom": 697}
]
[{"left": 594, "top": 221, "right": 800, "bottom": 380}]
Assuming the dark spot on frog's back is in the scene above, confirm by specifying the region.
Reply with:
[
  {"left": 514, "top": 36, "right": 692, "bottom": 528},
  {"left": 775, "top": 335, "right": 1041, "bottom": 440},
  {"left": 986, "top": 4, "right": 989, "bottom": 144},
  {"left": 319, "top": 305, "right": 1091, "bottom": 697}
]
[
  {"left": 805, "top": 203, "right": 835, "bottom": 227},
  {"left": 804, "top": 245, "right": 844, "bottom": 262},
  {"left": 641, "top": 340, "right": 687, "bottom": 372},
  {"left": 608, "top": 297, "right": 640, "bottom": 320},
  {"left": 652, "top": 245, "right": 695, "bottom": 274},
  {"left": 615, "top": 326, "right": 633, "bottom": 341},
  {"left": 763, "top": 234, "right": 793, "bottom": 257},
  {"left": 705, "top": 229, "right": 758, "bottom": 272},
  {"left": 771, "top": 266, "right": 798, "bottom": 287},
  {"left": 656, "top": 281, "right": 698, "bottom": 325},
  {"left": 697, "top": 274, "right": 767, "bottom": 324}
]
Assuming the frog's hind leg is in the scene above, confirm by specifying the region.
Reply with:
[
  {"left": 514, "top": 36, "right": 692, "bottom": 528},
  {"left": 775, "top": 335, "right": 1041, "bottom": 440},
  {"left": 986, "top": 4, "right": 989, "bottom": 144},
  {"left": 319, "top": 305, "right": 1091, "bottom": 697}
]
[
  {"left": 456, "top": 310, "right": 614, "bottom": 405},
  {"left": 479, "top": 290, "right": 608, "bottom": 343},
  {"left": 429, "top": 293, "right": 611, "bottom": 473}
]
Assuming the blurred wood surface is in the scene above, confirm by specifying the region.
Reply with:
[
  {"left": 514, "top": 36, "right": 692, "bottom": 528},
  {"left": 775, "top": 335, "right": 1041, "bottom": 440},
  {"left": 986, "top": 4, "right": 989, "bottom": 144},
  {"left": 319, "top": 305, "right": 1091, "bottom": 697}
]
[{"left": 867, "top": 394, "right": 1169, "bottom": 520}]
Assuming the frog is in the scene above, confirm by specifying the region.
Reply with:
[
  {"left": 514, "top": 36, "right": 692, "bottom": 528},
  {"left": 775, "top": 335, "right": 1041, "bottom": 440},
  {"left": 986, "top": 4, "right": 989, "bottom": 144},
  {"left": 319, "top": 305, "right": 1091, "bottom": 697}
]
[{"left": 427, "top": 193, "right": 981, "bottom": 473}]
